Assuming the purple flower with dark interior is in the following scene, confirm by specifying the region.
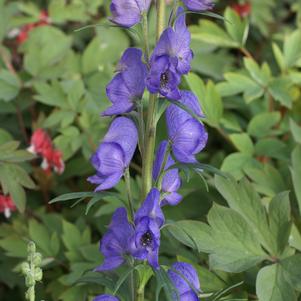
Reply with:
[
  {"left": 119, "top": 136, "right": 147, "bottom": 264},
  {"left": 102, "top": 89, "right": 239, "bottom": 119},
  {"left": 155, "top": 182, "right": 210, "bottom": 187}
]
[
  {"left": 103, "top": 48, "right": 147, "bottom": 116},
  {"left": 93, "top": 295, "right": 119, "bottom": 301},
  {"left": 168, "top": 262, "right": 201, "bottom": 301},
  {"left": 153, "top": 140, "right": 182, "bottom": 206},
  {"left": 182, "top": 0, "right": 214, "bottom": 11},
  {"left": 88, "top": 117, "right": 138, "bottom": 191},
  {"left": 146, "top": 7, "right": 192, "bottom": 99},
  {"left": 132, "top": 188, "right": 164, "bottom": 269},
  {"left": 110, "top": 0, "right": 151, "bottom": 28},
  {"left": 166, "top": 91, "right": 208, "bottom": 163},
  {"left": 96, "top": 207, "right": 135, "bottom": 271}
]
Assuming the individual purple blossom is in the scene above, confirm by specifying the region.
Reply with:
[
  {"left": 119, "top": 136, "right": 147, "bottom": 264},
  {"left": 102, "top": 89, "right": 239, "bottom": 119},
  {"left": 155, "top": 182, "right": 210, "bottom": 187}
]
[
  {"left": 182, "top": 0, "right": 214, "bottom": 11},
  {"left": 168, "top": 262, "right": 201, "bottom": 301},
  {"left": 96, "top": 208, "right": 135, "bottom": 271},
  {"left": 93, "top": 295, "right": 119, "bottom": 301},
  {"left": 146, "top": 8, "right": 192, "bottom": 100},
  {"left": 102, "top": 48, "right": 147, "bottom": 116},
  {"left": 110, "top": 0, "right": 151, "bottom": 28},
  {"left": 153, "top": 140, "right": 182, "bottom": 206},
  {"left": 133, "top": 188, "right": 164, "bottom": 269},
  {"left": 166, "top": 91, "right": 208, "bottom": 163},
  {"left": 88, "top": 117, "right": 138, "bottom": 191}
]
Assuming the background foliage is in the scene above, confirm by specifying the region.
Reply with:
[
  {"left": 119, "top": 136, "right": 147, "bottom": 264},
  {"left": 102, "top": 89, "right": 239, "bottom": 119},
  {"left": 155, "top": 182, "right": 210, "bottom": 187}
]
[{"left": 1, "top": 0, "right": 301, "bottom": 300}]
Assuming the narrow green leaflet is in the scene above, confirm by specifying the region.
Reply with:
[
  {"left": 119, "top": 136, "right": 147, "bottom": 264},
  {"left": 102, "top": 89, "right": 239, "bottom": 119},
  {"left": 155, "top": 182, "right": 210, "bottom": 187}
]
[
  {"left": 283, "top": 30, "right": 301, "bottom": 69},
  {"left": 290, "top": 119, "right": 301, "bottom": 144},
  {"left": 256, "top": 264, "right": 297, "bottom": 301},
  {"left": 155, "top": 267, "right": 179, "bottom": 301},
  {"left": 280, "top": 255, "right": 301, "bottom": 291},
  {"left": 291, "top": 146, "right": 301, "bottom": 215},
  {"left": 0, "top": 70, "right": 21, "bottom": 102},
  {"left": 229, "top": 133, "right": 254, "bottom": 155}
]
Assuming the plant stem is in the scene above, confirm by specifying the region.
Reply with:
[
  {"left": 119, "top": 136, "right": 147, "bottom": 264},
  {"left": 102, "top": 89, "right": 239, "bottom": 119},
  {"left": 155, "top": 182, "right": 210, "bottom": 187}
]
[
  {"left": 137, "top": 289, "right": 144, "bottom": 301},
  {"left": 142, "top": 0, "right": 166, "bottom": 199},
  {"left": 124, "top": 168, "right": 135, "bottom": 221},
  {"left": 142, "top": 13, "right": 150, "bottom": 63}
]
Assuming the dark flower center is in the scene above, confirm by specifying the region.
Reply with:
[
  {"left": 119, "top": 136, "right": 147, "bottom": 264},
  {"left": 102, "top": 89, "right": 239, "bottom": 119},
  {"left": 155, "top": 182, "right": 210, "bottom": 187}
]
[
  {"left": 140, "top": 231, "right": 153, "bottom": 247},
  {"left": 160, "top": 72, "right": 169, "bottom": 88}
]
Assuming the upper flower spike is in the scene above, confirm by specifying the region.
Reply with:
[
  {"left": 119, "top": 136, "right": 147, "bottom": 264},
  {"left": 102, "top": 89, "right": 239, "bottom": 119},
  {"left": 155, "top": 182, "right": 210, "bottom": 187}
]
[
  {"left": 110, "top": 0, "right": 151, "bottom": 28},
  {"left": 88, "top": 117, "right": 138, "bottom": 191},
  {"left": 153, "top": 141, "right": 182, "bottom": 206},
  {"left": 166, "top": 91, "right": 208, "bottom": 163},
  {"left": 182, "top": 0, "right": 214, "bottom": 12},
  {"left": 96, "top": 207, "right": 135, "bottom": 271},
  {"left": 168, "top": 262, "right": 201, "bottom": 301},
  {"left": 102, "top": 48, "right": 147, "bottom": 116}
]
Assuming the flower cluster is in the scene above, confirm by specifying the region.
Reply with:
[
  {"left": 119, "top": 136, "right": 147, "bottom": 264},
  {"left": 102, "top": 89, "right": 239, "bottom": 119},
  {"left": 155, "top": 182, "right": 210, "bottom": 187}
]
[
  {"left": 28, "top": 129, "right": 64, "bottom": 175},
  {"left": 88, "top": 0, "right": 213, "bottom": 299},
  {"left": 0, "top": 194, "right": 16, "bottom": 218},
  {"left": 232, "top": 2, "right": 251, "bottom": 18}
]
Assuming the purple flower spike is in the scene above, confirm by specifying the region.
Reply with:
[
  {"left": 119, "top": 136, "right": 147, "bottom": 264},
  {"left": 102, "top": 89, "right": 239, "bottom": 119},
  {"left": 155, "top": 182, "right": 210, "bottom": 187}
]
[
  {"left": 153, "top": 141, "right": 182, "bottom": 206},
  {"left": 110, "top": 0, "right": 151, "bottom": 28},
  {"left": 93, "top": 295, "right": 119, "bottom": 301},
  {"left": 182, "top": 0, "right": 214, "bottom": 11},
  {"left": 96, "top": 208, "right": 135, "bottom": 271},
  {"left": 133, "top": 188, "right": 165, "bottom": 269},
  {"left": 88, "top": 117, "right": 138, "bottom": 191},
  {"left": 166, "top": 91, "right": 208, "bottom": 163},
  {"left": 168, "top": 262, "right": 201, "bottom": 301},
  {"left": 103, "top": 48, "right": 147, "bottom": 116}
]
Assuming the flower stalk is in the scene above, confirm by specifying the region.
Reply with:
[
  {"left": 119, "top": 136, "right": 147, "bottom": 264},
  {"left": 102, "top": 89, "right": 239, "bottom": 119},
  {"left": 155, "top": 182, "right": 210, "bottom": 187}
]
[{"left": 142, "top": 0, "right": 166, "bottom": 199}]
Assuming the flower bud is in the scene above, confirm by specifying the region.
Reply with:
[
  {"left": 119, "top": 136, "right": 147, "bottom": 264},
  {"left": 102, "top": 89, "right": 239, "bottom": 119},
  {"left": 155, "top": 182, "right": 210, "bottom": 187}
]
[
  {"left": 34, "top": 267, "right": 43, "bottom": 281},
  {"left": 25, "top": 275, "right": 35, "bottom": 287},
  {"left": 32, "top": 253, "right": 42, "bottom": 266},
  {"left": 27, "top": 241, "right": 36, "bottom": 254},
  {"left": 21, "top": 262, "right": 30, "bottom": 275}
]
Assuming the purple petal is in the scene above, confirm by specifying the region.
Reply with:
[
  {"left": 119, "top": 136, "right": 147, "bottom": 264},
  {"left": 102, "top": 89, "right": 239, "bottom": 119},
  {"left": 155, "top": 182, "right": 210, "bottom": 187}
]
[
  {"left": 134, "top": 188, "right": 165, "bottom": 228},
  {"left": 161, "top": 192, "right": 183, "bottom": 206},
  {"left": 153, "top": 140, "right": 169, "bottom": 181},
  {"left": 180, "top": 291, "right": 200, "bottom": 301},
  {"left": 93, "top": 295, "right": 119, "bottom": 301},
  {"left": 103, "top": 117, "right": 138, "bottom": 166},
  {"left": 95, "top": 256, "right": 125, "bottom": 271},
  {"left": 182, "top": 0, "right": 214, "bottom": 11},
  {"left": 168, "top": 262, "right": 200, "bottom": 295}
]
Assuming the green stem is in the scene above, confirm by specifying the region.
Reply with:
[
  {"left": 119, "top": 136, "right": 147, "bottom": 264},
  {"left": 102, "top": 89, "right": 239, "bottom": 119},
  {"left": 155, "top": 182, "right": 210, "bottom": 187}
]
[
  {"left": 142, "top": 13, "right": 150, "bottom": 63},
  {"left": 124, "top": 168, "right": 134, "bottom": 221},
  {"left": 156, "top": 142, "right": 171, "bottom": 191},
  {"left": 137, "top": 289, "right": 144, "bottom": 301},
  {"left": 142, "top": 0, "right": 166, "bottom": 199}
]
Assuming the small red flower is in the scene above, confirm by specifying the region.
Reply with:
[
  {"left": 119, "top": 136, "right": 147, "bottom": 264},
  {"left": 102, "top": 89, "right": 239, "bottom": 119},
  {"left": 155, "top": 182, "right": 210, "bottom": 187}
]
[
  {"left": 0, "top": 195, "right": 16, "bottom": 218},
  {"left": 232, "top": 3, "right": 251, "bottom": 18},
  {"left": 28, "top": 129, "right": 65, "bottom": 175}
]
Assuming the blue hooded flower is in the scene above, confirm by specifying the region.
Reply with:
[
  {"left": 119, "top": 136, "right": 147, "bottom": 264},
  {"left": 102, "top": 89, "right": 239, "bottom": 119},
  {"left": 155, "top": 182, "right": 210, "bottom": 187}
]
[
  {"left": 153, "top": 140, "right": 182, "bottom": 206},
  {"left": 133, "top": 188, "right": 164, "bottom": 269},
  {"left": 146, "top": 8, "right": 192, "bottom": 100},
  {"left": 110, "top": 0, "right": 151, "bottom": 28},
  {"left": 88, "top": 117, "right": 138, "bottom": 191},
  {"left": 168, "top": 262, "right": 201, "bottom": 301},
  {"left": 96, "top": 208, "right": 135, "bottom": 271},
  {"left": 166, "top": 91, "right": 208, "bottom": 163},
  {"left": 93, "top": 295, "right": 119, "bottom": 301},
  {"left": 103, "top": 48, "right": 147, "bottom": 116},
  {"left": 182, "top": 0, "right": 214, "bottom": 12}
]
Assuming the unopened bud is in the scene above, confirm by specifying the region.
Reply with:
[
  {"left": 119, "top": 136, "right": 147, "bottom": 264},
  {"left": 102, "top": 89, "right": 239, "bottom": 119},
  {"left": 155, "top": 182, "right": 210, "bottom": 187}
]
[
  {"left": 27, "top": 241, "right": 36, "bottom": 254},
  {"left": 32, "top": 253, "right": 42, "bottom": 266},
  {"left": 25, "top": 275, "right": 35, "bottom": 287},
  {"left": 34, "top": 267, "right": 43, "bottom": 281},
  {"left": 21, "top": 262, "right": 30, "bottom": 275}
]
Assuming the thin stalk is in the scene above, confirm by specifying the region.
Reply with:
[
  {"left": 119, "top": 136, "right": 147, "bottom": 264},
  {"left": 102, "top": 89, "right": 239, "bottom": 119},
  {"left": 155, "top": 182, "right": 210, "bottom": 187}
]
[
  {"left": 124, "top": 168, "right": 135, "bottom": 221},
  {"left": 156, "top": 142, "right": 171, "bottom": 190},
  {"left": 142, "top": 13, "right": 150, "bottom": 63},
  {"left": 137, "top": 289, "right": 144, "bottom": 301},
  {"left": 142, "top": 0, "right": 166, "bottom": 198}
]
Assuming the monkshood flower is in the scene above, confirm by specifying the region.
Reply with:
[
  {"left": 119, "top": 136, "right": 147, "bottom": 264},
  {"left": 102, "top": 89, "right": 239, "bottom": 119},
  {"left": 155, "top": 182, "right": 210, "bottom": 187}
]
[
  {"left": 96, "top": 208, "right": 135, "bottom": 271},
  {"left": 168, "top": 262, "right": 201, "bottom": 301},
  {"left": 88, "top": 117, "right": 138, "bottom": 191},
  {"left": 166, "top": 92, "right": 208, "bottom": 164},
  {"left": 153, "top": 140, "right": 182, "bottom": 206},
  {"left": 182, "top": 0, "right": 214, "bottom": 11},
  {"left": 146, "top": 8, "right": 192, "bottom": 99},
  {"left": 102, "top": 48, "right": 147, "bottom": 116},
  {"left": 133, "top": 188, "right": 164, "bottom": 269},
  {"left": 110, "top": 0, "right": 151, "bottom": 28},
  {"left": 93, "top": 295, "right": 119, "bottom": 301},
  {"left": 166, "top": 91, "right": 208, "bottom": 163}
]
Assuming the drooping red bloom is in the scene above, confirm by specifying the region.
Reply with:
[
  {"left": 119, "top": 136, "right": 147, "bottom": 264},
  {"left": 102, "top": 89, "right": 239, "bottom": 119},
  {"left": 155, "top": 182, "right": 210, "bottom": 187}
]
[
  {"left": 232, "top": 3, "right": 251, "bottom": 18},
  {"left": 16, "top": 10, "right": 51, "bottom": 44},
  {"left": 28, "top": 129, "right": 65, "bottom": 175},
  {"left": 0, "top": 195, "right": 16, "bottom": 218}
]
